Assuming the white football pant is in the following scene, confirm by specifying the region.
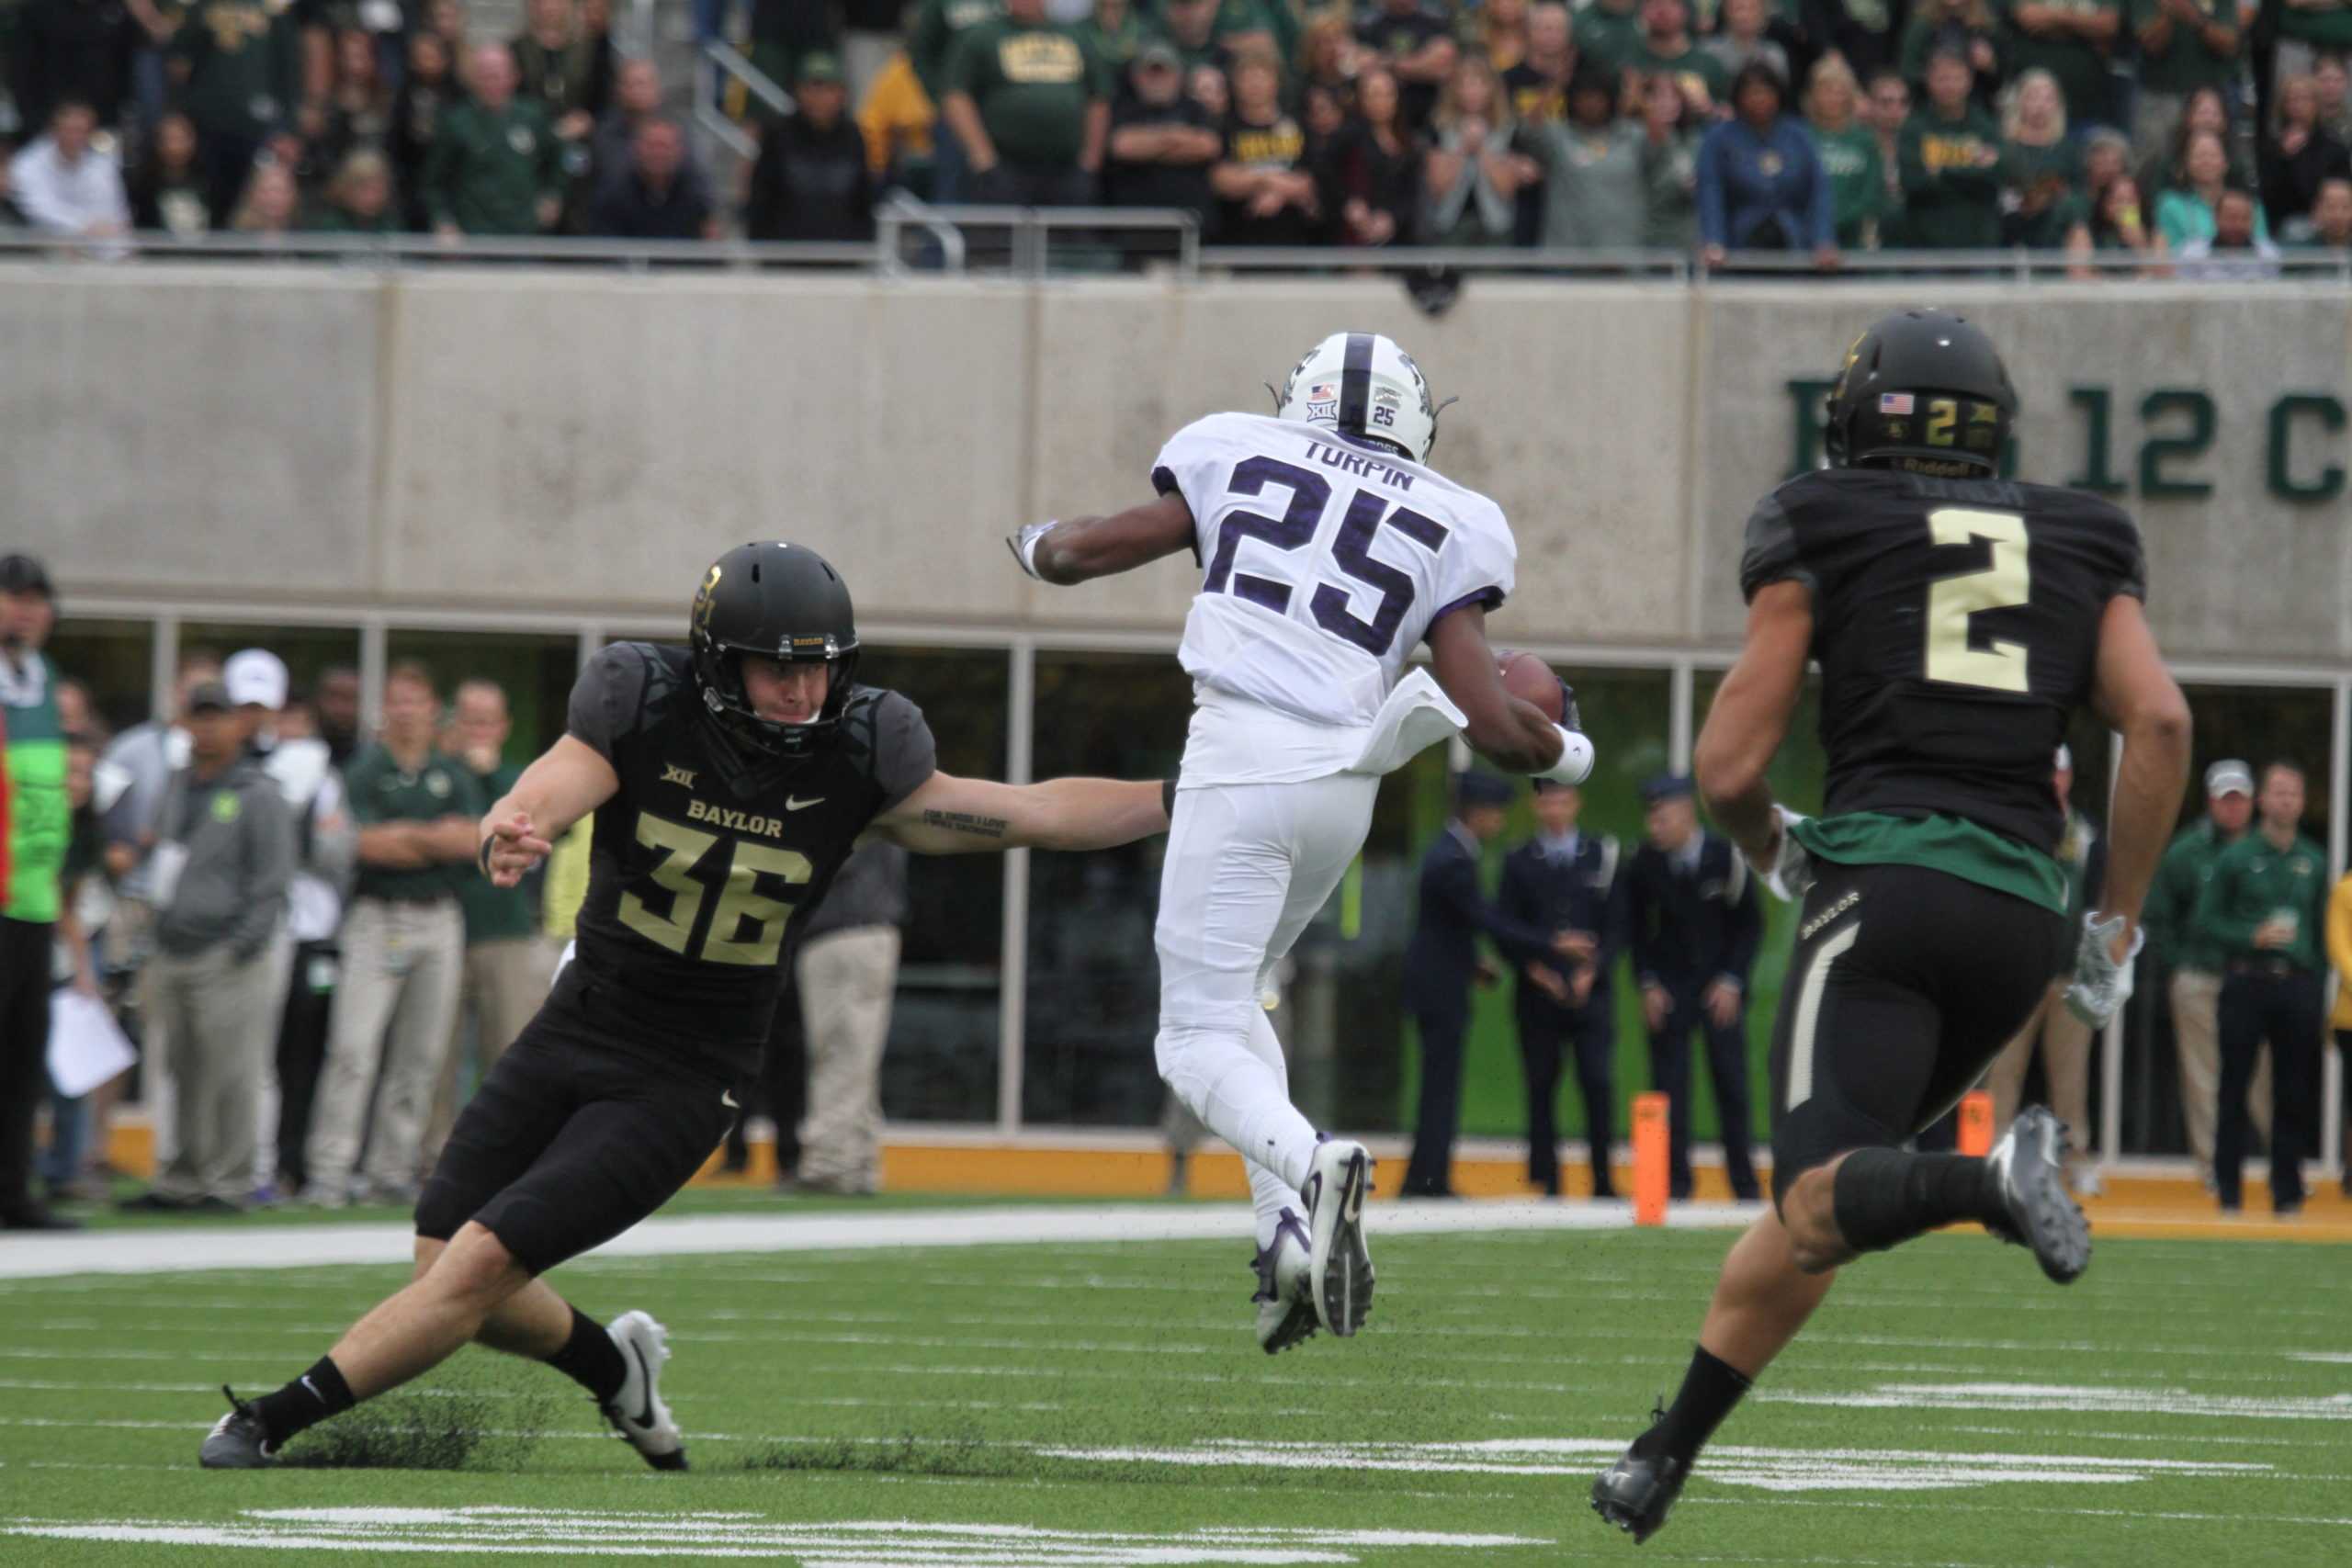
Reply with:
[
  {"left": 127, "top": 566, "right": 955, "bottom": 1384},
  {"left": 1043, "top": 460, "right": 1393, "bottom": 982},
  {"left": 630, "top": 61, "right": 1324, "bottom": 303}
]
[{"left": 1154, "top": 773, "right": 1380, "bottom": 1247}]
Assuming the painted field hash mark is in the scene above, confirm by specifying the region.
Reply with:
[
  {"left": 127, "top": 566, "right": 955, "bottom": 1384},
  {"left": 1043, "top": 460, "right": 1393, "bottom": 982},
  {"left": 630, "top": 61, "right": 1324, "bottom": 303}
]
[
  {"left": 1760, "top": 1382, "right": 2352, "bottom": 1422},
  {"left": 1034, "top": 1436, "right": 2273, "bottom": 1492},
  {"left": 2, "top": 1506, "right": 1551, "bottom": 1563}
]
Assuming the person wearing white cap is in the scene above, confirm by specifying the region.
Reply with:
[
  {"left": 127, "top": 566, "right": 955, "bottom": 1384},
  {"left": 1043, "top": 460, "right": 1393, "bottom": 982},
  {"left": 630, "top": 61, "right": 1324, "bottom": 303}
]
[
  {"left": 226, "top": 649, "right": 358, "bottom": 1203},
  {"left": 2143, "top": 758, "right": 2269, "bottom": 1189},
  {"left": 1983, "top": 746, "right": 2105, "bottom": 1196}
]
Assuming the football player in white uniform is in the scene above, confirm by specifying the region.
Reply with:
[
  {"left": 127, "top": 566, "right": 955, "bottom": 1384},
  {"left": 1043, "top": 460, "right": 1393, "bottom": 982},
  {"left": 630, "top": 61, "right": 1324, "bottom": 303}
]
[{"left": 1010, "top": 332, "right": 1595, "bottom": 1352}]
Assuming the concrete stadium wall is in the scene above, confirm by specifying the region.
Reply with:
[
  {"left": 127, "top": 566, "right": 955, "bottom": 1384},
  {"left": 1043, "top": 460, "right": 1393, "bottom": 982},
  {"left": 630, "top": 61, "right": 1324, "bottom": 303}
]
[{"left": 6, "top": 263, "right": 2346, "bottom": 664}]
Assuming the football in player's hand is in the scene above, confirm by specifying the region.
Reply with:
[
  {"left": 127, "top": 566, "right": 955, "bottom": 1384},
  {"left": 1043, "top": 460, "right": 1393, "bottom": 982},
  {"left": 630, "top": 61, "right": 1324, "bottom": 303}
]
[{"left": 1497, "top": 650, "right": 1566, "bottom": 723}]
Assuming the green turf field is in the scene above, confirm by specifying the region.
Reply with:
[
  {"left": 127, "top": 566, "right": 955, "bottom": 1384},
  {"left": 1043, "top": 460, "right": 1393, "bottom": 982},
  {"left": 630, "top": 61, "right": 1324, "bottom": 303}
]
[{"left": 2, "top": 1220, "right": 2343, "bottom": 1565}]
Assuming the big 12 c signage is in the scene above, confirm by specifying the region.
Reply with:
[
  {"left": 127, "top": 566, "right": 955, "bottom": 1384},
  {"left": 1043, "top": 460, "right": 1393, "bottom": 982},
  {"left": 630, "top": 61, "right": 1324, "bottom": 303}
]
[{"left": 1785, "top": 382, "right": 2349, "bottom": 502}]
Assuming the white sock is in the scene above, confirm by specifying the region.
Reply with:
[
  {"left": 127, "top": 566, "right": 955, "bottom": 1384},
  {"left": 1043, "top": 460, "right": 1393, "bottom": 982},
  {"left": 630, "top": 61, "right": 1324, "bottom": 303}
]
[{"left": 1158, "top": 1008, "right": 1319, "bottom": 1239}]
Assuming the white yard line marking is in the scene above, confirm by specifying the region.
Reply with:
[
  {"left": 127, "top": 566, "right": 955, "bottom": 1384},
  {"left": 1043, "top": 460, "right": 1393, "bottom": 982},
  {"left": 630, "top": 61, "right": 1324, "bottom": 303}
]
[
  {"left": 0, "top": 1202, "right": 1762, "bottom": 1282},
  {"left": 1761, "top": 1381, "right": 2352, "bottom": 1422}
]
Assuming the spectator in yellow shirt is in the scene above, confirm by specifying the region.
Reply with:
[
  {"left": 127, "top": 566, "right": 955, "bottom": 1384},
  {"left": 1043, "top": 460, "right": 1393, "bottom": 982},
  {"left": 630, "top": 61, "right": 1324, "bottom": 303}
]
[{"left": 858, "top": 48, "right": 938, "bottom": 188}]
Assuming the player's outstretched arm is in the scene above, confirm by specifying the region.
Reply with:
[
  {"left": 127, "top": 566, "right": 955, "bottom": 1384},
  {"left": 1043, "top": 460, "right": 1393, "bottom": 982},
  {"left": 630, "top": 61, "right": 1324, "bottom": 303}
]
[
  {"left": 477, "top": 735, "right": 622, "bottom": 888},
  {"left": 2087, "top": 594, "right": 2192, "bottom": 932},
  {"left": 869, "top": 771, "right": 1171, "bottom": 855},
  {"left": 1426, "top": 604, "right": 1581, "bottom": 779},
  {"left": 1693, "top": 581, "right": 1814, "bottom": 870},
  {"left": 1007, "top": 493, "right": 1195, "bottom": 586}
]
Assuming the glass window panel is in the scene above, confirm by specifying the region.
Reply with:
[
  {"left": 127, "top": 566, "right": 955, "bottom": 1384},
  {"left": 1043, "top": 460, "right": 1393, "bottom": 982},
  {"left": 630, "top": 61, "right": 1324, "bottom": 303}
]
[
  {"left": 1023, "top": 651, "right": 1191, "bottom": 1126},
  {"left": 385, "top": 629, "right": 582, "bottom": 761},
  {"left": 44, "top": 617, "right": 154, "bottom": 740},
  {"left": 856, "top": 647, "right": 1009, "bottom": 1123}
]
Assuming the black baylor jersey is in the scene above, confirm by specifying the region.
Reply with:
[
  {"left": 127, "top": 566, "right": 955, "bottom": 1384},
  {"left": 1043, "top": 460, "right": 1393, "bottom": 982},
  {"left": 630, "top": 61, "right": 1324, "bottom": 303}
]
[
  {"left": 555, "top": 641, "right": 935, "bottom": 1072},
  {"left": 1741, "top": 468, "right": 2147, "bottom": 857}
]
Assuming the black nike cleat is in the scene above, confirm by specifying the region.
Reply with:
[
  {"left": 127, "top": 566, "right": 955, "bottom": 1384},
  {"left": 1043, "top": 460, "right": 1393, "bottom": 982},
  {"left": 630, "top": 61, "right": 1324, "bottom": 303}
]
[
  {"left": 1591, "top": 1425, "right": 1688, "bottom": 1545},
  {"left": 602, "top": 1311, "right": 688, "bottom": 1471},
  {"left": 199, "top": 1386, "right": 277, "bottom": 1469},
  {"left": 1985, "top": 1106, "right": 2092, "bottom": 1284}
]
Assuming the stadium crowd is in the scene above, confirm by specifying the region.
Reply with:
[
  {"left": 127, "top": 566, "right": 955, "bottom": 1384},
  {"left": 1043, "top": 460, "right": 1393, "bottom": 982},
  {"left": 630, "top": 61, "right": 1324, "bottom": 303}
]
[
  {"left": 4, "top": 552, "right": 2349, "bottom": 1229},
  {"left": 3, "top": 0, "right": 2350, "bottom": 261}
]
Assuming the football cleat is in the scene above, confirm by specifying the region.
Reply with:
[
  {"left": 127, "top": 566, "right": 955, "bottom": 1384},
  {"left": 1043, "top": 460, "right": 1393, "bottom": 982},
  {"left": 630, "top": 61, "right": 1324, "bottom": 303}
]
[
  {"left": 1303, "top": 1139, "right": 1375, "bottom": 1337},
  {"left": 199, "top": 1386, "right": 277, "bottom": 1469},
  {"left": 1252, "top": 1209, "right": 1317, "bottom": 1355},
  {"left": 601, "top": 1310, "right": 688, "bottom": 1471},
  {"left": 1591, "top": 1416, "right": 1688, "bottom": 1544},
  {"left": 1985, "top": 1107, "right": 2091, "bottom": 1284}
]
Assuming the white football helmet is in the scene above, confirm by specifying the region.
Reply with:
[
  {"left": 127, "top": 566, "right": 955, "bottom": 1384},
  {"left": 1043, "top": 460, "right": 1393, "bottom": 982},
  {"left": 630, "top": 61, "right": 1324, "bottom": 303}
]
[{"left": 1273, "top": 332, "right": 1442, "bottom": 464}]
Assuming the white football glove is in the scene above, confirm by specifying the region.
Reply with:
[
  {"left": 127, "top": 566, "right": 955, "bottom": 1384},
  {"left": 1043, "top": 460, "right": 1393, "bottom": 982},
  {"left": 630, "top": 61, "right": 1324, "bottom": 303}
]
[
  {"left": 2064, "top": 911, "right": 2143, "bottom": 1026},
  {"left": 1757, "top": 805, "right": 1815, "bottom": 903},
  {"left": 1006, "top": 520, "right": 1059, "bottom": 581}
]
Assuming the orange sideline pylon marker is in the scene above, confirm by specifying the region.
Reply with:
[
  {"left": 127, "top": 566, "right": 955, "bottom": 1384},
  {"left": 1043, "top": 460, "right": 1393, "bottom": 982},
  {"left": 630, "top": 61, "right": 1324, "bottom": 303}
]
[
  {"left": 1957, "top": 1090, "right": 1996, "bottom": 1157},
  {"left": 1633, "top": 1093, "right": 1669, "bottom": 1226}
]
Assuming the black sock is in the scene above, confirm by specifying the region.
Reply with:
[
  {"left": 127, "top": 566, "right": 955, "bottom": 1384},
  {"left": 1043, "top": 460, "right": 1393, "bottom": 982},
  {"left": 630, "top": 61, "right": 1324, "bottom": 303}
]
[
  {"left": 252, "top": 1356, "right": 355, "bottom": 1448},
  {"left": 1832, "top": 1148, "right": 2004, "bottom": 1253},
  {"left": 1634, "top": 1346, "right": 1753, "bottom": 1463},
  {"left": 544, "top": 1306, "right": 629, "bottom": 1404}
]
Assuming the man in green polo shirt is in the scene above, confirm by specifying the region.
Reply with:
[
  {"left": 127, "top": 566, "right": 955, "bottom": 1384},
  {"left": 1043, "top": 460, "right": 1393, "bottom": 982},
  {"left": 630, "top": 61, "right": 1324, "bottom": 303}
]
[
  {"left": 0, "top": 555, "right": 76, "bottom": 1232},
  {"left": 2000, "top": 0, "right": 2122, "bottom": 130},
  {"left": 424, "top": 43, "right": 565, "bottom": 238},
  {"left": 1576, "top": 0, "right": 1646, "bottom": 77},
  {"left": 422, "top": 679, "right": 548, "bottom": 1173},
  {"left": 1631, "top": 0, "right": 1729, "bottom": 113},
  {"left": 2194, "top": 761, "right": 2331, "bottom": 1214},
  {"left": 942, "top": 0, "right": 1110, "bottom": 208},
  {"left": 301, "top": 662, "right": 482, "bottom": 1209},
  {"left": 2143, "top": 758, "right": 2266, "bottom": 1190}
]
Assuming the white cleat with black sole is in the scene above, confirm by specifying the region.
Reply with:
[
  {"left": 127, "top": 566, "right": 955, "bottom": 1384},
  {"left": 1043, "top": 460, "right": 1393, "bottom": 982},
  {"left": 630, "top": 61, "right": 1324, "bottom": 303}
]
[
  {"left": 602, "top": 1310, "right": 688, "bottom": 1470},
  {"left": 1985, "top": 1106, "right": 2091, "bottom": 1284},
  {"left": 1252, "top": 1209, "right": 1317, "bottom": 1355},
  {"left": 1303, "top": 1139, "right": 1375, "bottom": 1337}
]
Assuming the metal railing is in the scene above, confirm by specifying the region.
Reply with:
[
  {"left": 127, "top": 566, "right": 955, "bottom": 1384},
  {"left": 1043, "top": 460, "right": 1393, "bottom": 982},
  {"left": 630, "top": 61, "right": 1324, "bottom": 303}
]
[
  {"left": 695, "top": 39, "right": 794, "bottom": 162},
  {"left": 3, "top": 220, "right": 2347, "bottom": 285}
]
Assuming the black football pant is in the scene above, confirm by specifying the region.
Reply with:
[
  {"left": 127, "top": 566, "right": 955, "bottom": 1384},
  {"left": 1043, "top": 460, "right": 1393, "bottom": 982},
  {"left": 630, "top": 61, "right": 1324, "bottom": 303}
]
[
  {"left": 0, "top": 919, "right": 56, "bottom": 1218},
  {"left": 1650, "top": 980, "right": 1759, "bottom": 1201},
  {"left": 2217, "top": 970, "right": 2323, "bottom": 1210},
  {"left": 1402, "top": 1003, "right": 1468, "bottom": 1197},
  {"left": 271, "top": 941, "right": 338, "bottom": 1192},
  {"left": 1518, "top": 995, "right": 1615, "bottom": 1197}
]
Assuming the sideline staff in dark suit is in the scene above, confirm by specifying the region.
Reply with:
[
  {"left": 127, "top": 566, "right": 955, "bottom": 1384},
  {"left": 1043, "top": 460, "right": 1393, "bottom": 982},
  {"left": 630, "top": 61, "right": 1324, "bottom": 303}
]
[
  {"left": 1402, "top": 773, "right": 1577, "bottom": 1197},
  {"left": 1498, "top": 780, "right": 1625, "bottom": 1198},
  {"left": 1626, "top": 774, "right": 1763, "bottom": 1201}
]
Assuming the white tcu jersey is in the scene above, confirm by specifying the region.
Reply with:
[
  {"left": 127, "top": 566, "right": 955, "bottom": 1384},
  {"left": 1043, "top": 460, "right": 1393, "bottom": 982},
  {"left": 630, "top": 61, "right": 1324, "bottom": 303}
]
[{"left": 1154, "top": 412, "right": 1518, "bottom": 785}]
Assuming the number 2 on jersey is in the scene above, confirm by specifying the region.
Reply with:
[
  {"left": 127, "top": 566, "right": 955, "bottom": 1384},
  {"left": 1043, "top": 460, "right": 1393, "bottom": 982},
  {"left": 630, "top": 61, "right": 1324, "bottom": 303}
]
[
  {"left": 618, "top": 811, "right": 813, "bottom": 965},
  {"left": 1924, "top": 507, "right": 2030, "bottom": 694},
  {"left": 1204, "top": 456, "right": 1449, "bottom": 658}
]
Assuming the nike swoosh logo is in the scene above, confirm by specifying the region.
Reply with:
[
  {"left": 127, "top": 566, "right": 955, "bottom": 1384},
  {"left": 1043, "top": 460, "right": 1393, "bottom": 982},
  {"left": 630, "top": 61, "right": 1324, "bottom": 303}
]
[
  {"left": 786, "top": 795, "right": 824, "bottom": 811},
  {"left": 1340, "top": 1159, "right": 1365, "bottom": 1226},
  {"left": 628, "top": 1342, "right": 657, "bottom": 1429},
  {"left": 299, "top": 1376, "right": 321, "bottom": 1404},
  {"left": 721, "top": 1089, "right": 740, "bottom": 1110}
]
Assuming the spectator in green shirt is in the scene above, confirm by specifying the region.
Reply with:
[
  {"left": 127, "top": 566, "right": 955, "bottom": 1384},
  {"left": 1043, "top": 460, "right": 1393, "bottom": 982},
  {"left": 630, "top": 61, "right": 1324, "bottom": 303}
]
[
  {"left": 1898, "top": 0, "right": 2001, "bottom": 109},
  {"left": 2279, "top": 0, "right": 2352, "bottom": 84},
  {"left": 943, "top": 0, "right": 1110, "bottom": 207},
  {"left": 1998, "top": 0, "right": 2120, "bottom": 130},
  {"left": 2000, "top": 67, "right": 2083, "bottom": 246},
  {"left": 2195, "top": 761, "right": 2332, "bottom": 1214},
  {"left": 1897, "top": 47, "right": 2005, "bottom": 246},
  {"left": 424, "top": 42, "right": 564, "bottom": 237},
  {"left": 2143, "top": 760, "right": 2264, "bottom": 1191},
  {"left": 2152, "top": 125, "right": 2267, "bottom": 249},
  {"left": 1629, "top": 0, "right": 1727, "bottom": 117},
  {"left": 1804, "top": 51, "right": 1885, "bottom": 246},
  {"left": 302, "top": 661, "right": 483, "bottom": 1208},
  {"left": 909, "top": 0, "right": 1000, "bottom": 198},
  {"left": 423, "top": 679, "right": 549, "bottom": 1179},
  {"left": 2128, "top": 0, "right": 2238, "bottom": 180},
  {"left": 167, "top": 0, "right": 304, "bottom": 219},
  {"left": 1574, "top": 0, "right": 1645, "bottom": 80}
]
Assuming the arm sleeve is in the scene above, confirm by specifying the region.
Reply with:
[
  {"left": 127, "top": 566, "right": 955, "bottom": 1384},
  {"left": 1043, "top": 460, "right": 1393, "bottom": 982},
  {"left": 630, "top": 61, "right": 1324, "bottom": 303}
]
[
  {"left": 2098, "top": 505, "right": 2150, "bottom": 603},
  {"left": 909, "top": 0, "right": 947, "bottom": 98},
  {"left": 1495, "top": 853, "right": 1544, "bottom": 967},
  {"left": 1722, "top": 852, "right": 1763, "bottom": 984},
  {"left": 1434, "top": 849, "right": 1557, "bottom": 964},
  {"left": 233, "top": 787, "right": 297, "bottom": 957},
  {"left": 867, "top": 692, "right": 940, "bottom": 813},
  {"left": 1596, "top": 839, "right": 1629, "bottom": 977},
  {"left": 2193, "top": 852, "right": 2261, "bottom": 958},
  {"left": 565, "top": 643, "right": 652, "bottom": 764},
  {"left": 1626, "top": 857, "right": 1661, "bottom": 985},
  {"left": 1739, "top": 483, "right": 1815, "bottom": 602},
  {"left": 1430, "top": 498, "right": 1518, "bottom": 624},
  {"left": 1694, "top": 126, "right": 1728, "bottom": 246},
  {"left": 1804, "top": 137, "right": 1835, "bottom": 247}
]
